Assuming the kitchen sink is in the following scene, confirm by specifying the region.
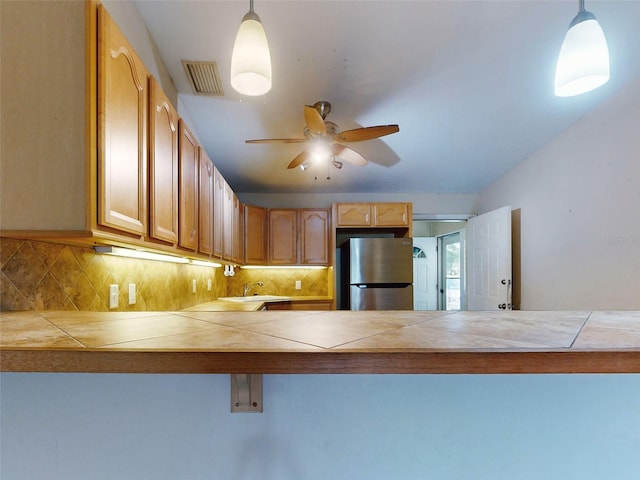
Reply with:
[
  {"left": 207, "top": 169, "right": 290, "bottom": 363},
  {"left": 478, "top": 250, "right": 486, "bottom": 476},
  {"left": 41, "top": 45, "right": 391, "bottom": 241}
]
[{"left": 218, "top": 295, "right": 291, "bottom": 303}]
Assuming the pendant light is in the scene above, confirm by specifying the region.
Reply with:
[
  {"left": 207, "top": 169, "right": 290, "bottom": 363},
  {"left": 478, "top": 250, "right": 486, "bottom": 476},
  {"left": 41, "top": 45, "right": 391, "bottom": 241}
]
[
  {"left": 554, "top": 0, "right": 609, "bottom": 97},
  {"left": 230, "top": 0, "right": 272, "bottom": 96}
]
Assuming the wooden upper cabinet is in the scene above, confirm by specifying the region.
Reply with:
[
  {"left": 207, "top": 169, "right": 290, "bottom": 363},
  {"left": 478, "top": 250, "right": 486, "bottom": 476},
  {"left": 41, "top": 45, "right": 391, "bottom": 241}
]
[
  {"left": 335, "top": 203, "right": 371, "bottom": 227},
  {"left": 222, "top": 180, "right": 234, "bottom": 260},
  {"left": 244, "top": 205, "right": 268, "bottom": 265},
  {"left": 269, "top": 208, "right": 330, "bottom": 265},
  {"left": 178, "top": 120, "right": 199, "bottom": 251},
  {"left": 373, "top": 203, "right": 410, "bottom": 226},
  {"left": 98, "top": 6, "right": 149, "bottom": 236},
  {"left": 233, "top": 195, "right": 244, "bottom": 264},
  {"left": 269, "top": 209, "right": 298, "bottom": 265},
  {"left": 148, "top": 77, "right": 178, "bottom": 244},
  {"left": 299, "top": 209, "right": 330, "bottom": 265},
  {"left": 335, "top": 202, "right": 411, "bottom": 228},
  {"left": 212, "top": 167, "right": 225, "bottom": 258},
  {"left": 199, "top": 149, "right": 214, "bottom": 255}
]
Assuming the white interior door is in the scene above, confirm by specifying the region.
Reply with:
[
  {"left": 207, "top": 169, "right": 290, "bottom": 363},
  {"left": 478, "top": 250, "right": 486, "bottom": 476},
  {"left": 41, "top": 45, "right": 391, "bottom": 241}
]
[
  {"left": 413, "top": 237, "right": 437, "bottom": 310},
  {"left": 466, "top": 206, "right": 512, "bottom": 310}
]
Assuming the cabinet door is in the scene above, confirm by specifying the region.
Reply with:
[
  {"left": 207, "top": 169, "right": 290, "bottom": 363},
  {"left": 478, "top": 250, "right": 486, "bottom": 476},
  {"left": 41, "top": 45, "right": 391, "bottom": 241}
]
[
  {"left": 336, "top": 203, "right": 371, "bottom": 227},
  {"left": 212, "top": 167, "right": 225, "bottom": 258},
  {"left": 299, "top": 209, "right": 330, "bottom": 265},
  {"left": 269, "top": 209, "right": 298, "bottom": 265},
  {"left": 199, "top": 149, "right": 214, "bottom": 255},
  {"left": 373, "top": 203, "right": 410, "bottom": 226},
  {"left": 223, "top": 181, "right": 234, "bottom": 260},
  {"left": 232, "top": 193, "right": 243, "bottom": 263},
  {"left": 244, "top": 205, "right": 268, "bottom": 265},
  {"left": 178, "top": 120, "right": 199, "bottom": 251},
  {"left": 148, "top": 77, "right": 178, "bottom": 244},
  {"left": 289, "top": 301, "right": 333, "bottom": 311},
  {"left": 98, "top": 7, "right": 148, "bottom": 235}
]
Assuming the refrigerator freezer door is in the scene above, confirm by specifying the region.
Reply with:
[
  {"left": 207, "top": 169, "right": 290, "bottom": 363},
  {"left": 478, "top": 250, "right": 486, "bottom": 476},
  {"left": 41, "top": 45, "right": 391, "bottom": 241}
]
[
  {"left": 350, "top": 238, "right": 413, "bottom": 284},
  {"left": 350, "top": 285, "right": 414, "bottom": 310}
]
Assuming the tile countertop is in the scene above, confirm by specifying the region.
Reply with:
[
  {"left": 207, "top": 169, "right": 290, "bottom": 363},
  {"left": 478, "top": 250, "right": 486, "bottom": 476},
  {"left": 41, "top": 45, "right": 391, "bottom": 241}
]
[{"left": 1, "top": 310, "right": 639, "bottom": 374}]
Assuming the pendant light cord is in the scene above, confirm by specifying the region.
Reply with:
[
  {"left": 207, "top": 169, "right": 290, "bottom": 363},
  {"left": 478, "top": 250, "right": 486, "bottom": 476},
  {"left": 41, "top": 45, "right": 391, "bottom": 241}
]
[{"left": 579, "top": 0, "right": 585, "bottom": 13}]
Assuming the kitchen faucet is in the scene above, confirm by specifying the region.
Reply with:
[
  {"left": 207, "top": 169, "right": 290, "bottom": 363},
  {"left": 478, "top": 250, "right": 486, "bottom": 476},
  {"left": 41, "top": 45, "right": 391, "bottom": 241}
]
[{"left": 243, "top": 281, "right": 264, "bottom": 296}]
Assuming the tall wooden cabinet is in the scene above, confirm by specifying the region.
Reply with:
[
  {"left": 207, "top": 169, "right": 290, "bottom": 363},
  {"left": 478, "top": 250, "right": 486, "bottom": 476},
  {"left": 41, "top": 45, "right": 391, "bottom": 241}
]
[
  {"left": 223, "top": 182, "right": 234, "bottom": 260},
  {"left": 212, "top": 167, "right": 225, "bottom": 259},
  {"left": 178, "top": 120, "right": 199, "bottom": 251},
  {"left": 244, "top": 205, "right": 268, "bottom": 265},
  {"left": 148, "top": 77, "right": 178, "bottom": 244},
  {"left": 269, "top": 209, "right": 298, "bottom": 265},
  {"left": 98, "top": 6, "right": 149, "bottom": 236},
  {"left": 299, "top": 209, "right": 330, "bottom": 265},
  {"left": 199, "top": 149, "right": 214, "bottom": 255},
  {"left": 232, "top": 193, "right": 244, "bottom": 264}
]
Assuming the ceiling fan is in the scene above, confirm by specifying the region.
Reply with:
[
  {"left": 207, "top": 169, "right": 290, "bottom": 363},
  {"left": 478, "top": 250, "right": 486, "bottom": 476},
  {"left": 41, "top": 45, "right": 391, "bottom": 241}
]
[{"left": 245, "top": 101, "right": 399, "bottom": 170}]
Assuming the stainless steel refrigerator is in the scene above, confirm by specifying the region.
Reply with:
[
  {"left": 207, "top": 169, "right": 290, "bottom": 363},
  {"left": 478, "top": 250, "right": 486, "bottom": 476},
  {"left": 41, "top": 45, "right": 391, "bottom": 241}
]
[{"left": 349, "top": 237, "right": 414, "bottom": 310}]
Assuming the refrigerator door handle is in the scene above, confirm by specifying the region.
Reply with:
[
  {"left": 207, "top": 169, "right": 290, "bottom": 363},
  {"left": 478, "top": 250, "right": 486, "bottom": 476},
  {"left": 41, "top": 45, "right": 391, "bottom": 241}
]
[{"left": 353, "top": 283, "right": 412, "bottom": 289}]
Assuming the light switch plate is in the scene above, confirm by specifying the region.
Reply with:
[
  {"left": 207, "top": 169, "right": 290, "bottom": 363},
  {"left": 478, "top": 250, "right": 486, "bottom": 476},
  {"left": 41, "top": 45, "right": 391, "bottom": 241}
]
[
  {"left": 295, "top": 280, "right": 302, "bottom": 290},
  {"left": 128, "top": 283, "right": 136, "bottom": 305}
]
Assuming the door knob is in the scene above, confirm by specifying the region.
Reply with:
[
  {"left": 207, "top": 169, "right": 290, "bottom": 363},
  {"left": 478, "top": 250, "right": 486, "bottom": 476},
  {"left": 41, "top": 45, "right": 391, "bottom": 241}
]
[{"left": 498, "top": 303, "right": 506, "bottom": 309}]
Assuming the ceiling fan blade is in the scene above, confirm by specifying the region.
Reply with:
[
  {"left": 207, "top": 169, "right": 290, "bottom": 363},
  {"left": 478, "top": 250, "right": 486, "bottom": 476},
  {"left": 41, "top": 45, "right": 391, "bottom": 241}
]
[
  {"left": 246, "top": 138, "right": 306, "bottom": 144},
  {"left": 335, "top": 125, "right": 399, "bottom": 143},
  {"left": 287, "top": 151, "right": 309, "bottom": 169},
  {"left": 304, "top": 105, "right": 327, "bottom": 135},
  {"left": 332, "top": 145, "right": 369, "bottom": 167}
]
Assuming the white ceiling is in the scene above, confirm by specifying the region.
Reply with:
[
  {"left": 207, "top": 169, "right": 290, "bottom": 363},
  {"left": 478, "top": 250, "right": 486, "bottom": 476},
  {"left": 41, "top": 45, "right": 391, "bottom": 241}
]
[{"left": 134, "top": 0, "right": 640, "bottom": 194}]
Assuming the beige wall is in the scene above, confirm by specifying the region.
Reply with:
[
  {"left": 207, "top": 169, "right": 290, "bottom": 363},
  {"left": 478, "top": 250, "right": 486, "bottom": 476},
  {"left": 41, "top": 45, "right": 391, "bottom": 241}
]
[
  {"left": 478, "top": 79, "right": 640, "bottom": 310},
  {"left": 0, "top": 0, "right": 87, "bottom": 230}
]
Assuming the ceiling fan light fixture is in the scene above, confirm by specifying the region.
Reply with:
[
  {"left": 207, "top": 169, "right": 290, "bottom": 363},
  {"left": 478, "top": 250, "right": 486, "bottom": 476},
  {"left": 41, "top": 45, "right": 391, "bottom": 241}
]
[
  {"left": 331, "top": 159, "right": 343, "bottom": 169},
  {"left": 300, "top": 162, "right": 310, "bottom": 171},
  {"left": 230, "top": 0, "right": 272, "bottom": 96},
  {"left": 309, "top": 141, "right": 331, "bottom": 164},
  {"left": 554, "top": 0, "right": 609, "bottom": 97}
]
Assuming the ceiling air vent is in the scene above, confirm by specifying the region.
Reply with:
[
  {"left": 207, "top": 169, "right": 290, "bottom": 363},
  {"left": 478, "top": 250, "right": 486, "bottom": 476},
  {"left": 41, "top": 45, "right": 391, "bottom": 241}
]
[{"left": 182, "top": 60, "right": 224, "bottom": 96}]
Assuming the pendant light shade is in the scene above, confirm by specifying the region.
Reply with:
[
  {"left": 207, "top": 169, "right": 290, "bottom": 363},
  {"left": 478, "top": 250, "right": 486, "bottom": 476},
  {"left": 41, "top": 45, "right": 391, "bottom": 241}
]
[
  {"left": 554, "top": 1, "right": 609, "bottom": 97},
  {"left": 230, "top": 1, "right": 272, "bottom": 96}
]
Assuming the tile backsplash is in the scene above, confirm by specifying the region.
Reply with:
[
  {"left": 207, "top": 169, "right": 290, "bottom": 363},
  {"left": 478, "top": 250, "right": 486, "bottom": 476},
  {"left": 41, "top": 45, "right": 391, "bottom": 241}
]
[
  {"left": 227, "top": 267, "right": 329, "bottom": 298},
  {"left": 1, "top": 238, "right": 330, "bottom": 311},
  {"left": 0, "top": 238, "right": 226, "bottom": 311}
]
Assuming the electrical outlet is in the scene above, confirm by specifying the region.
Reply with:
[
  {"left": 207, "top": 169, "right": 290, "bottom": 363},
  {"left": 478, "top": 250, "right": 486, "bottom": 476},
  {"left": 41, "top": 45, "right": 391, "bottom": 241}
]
[
  {"left": 109, "top": 284, "right": 118, "bottom": 309},
  {"left": 295, "top": 280, "right": 302, "bottom": 290},
  {"left": 192, "top": 279, "right": 197, "bottom": 293},
  {"left": 128, "top": 283, "right": 136, "bottom": 305},
  {"left": 207, "top": 278, "right": 212, "bottom": 291}
]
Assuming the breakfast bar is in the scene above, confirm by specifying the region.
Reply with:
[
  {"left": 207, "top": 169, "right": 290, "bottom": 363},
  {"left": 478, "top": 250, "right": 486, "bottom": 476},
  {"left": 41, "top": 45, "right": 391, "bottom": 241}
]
[{"left": 2, "top": 309, "right": 639, "bottom": 374}]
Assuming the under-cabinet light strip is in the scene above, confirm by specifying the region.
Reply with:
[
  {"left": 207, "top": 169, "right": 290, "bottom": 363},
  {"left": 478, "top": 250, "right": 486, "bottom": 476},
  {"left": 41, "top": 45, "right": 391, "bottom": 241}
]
[
  {"left": 94, "top": 246, "right": 221, "bottom": 267},
  {"left": 241, "top": 265, "right": 327, "bottom": 270}
]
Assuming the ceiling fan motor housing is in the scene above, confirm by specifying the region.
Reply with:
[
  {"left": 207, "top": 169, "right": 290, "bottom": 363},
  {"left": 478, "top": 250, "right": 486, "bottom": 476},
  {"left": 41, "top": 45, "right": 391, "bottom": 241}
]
[{"left": 313, "top": 101, "right": 331, "bottom": 119}]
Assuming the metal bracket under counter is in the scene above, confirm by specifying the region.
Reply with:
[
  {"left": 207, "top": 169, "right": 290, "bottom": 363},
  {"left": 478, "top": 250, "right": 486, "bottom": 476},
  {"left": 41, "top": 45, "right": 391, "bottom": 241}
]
[{"left": 230, "top": 374, "right": 263, "bottom": 413}]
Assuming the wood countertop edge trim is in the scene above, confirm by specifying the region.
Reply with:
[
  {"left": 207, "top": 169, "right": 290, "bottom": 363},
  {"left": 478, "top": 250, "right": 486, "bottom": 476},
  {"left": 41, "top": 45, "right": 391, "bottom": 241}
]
[{"left": 2, "top": 349, "right": 639, "bottom": 374}]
